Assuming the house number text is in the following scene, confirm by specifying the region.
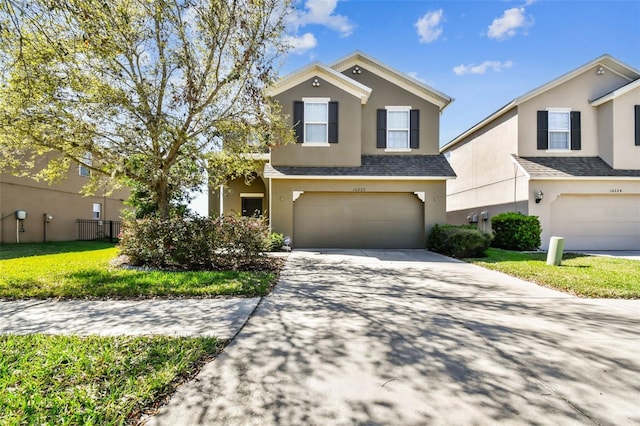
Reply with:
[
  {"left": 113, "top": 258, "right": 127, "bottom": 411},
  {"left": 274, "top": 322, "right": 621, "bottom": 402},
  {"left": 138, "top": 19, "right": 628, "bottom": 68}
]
[
  {"left": 609, "top": 189, "right": 623, "bottom": 193},
  {"left": 353, "top": 187, "right": 366, "bottom": 192}
]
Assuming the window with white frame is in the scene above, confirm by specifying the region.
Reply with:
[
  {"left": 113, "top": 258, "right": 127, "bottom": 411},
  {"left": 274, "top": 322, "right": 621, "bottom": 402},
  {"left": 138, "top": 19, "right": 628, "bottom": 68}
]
[
  {"left": 387, "top": 108, "right": 410, "bottom": 149},
  {"left": 79, "top": 152, "right": 92, "bottom": 177},
  {"left": 92, "top": 203, "right": 102, "bottom": 219},
  {"left": 304, "top": 99, "right": 328, "bottom": 143},
  {"left": 548, "top": 111, "right": 571, "bottom": 150}
]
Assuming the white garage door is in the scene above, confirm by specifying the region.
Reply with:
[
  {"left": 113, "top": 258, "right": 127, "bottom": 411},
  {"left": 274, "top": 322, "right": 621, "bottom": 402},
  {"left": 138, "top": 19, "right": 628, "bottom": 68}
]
[
  {"left": 550, "top": 194, "right": 640, "bottom": 250},
  {"left": 293, "top": 192, "right": 424, "bottom": 248}
]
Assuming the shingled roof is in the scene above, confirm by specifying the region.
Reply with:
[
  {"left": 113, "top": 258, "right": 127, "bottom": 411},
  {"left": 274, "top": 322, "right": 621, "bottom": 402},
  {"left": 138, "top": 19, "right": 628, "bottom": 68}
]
[
  {"left": 265, "top": 155, "right": 456, "bottom": 179},
  {"left": 512, "top": 156, "right": 640, "bottom": 178}
]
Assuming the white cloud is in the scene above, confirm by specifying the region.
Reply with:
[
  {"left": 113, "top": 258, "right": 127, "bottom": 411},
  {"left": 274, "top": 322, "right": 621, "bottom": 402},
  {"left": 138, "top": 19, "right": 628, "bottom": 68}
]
[
  {"left": 415, "top": 9, "right": 444, "bottom": 43},
  {"left": 283, "top": 33, "right": 318, "bottom": 54},
  {"left": 453, "top": 60, "right": 514, "bottom": 75},
  {"left": 288, "top": 0, "right": 355, "bottom": 37},
  {"left": 487, "top": 7, "right": 532, "bottom": 40},
  {"left": 407, "top": 72, "right": 427, "bottom": 84}
]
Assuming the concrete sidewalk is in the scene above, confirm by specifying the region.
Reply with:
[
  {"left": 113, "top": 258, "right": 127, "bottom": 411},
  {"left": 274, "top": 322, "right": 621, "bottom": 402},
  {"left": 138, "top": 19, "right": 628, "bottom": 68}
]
[
  {"left": 0, "top": 298, "right": 260, "bottom": 339},
  {"left": 148, "top": 249, "right": 640, "bottom": 425}
]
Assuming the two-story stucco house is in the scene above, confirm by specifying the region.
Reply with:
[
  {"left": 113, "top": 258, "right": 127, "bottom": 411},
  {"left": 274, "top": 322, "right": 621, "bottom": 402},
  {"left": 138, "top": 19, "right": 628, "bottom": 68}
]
[
  {"left": 1, "top": 154, "right": 129, "bottom": 243},
  {"left": 211, "top": 51, "right": 455, "bottom": 248},
  {"left": 441, "top": 54, "right": 640, "bottom": 250}
]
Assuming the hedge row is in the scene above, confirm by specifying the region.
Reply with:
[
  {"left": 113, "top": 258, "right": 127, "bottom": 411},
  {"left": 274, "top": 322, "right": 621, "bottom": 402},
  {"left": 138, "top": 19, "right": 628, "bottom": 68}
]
[{"left": 119, "top": 215, "right": 271, "bottom": 270}]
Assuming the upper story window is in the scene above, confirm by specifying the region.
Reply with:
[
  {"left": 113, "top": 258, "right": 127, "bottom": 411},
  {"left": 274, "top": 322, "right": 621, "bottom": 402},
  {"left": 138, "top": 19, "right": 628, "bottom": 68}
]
[
  {"left": 293, "top": 98, "right": 338, "bottom": 145},
  {"left": 548, "top": 111, "right": 570, "bottom": 150},
  {"left": 537, "top": 109, "right": 581, "bottom": 151},
  {"left": 304, "top": 100, "right": 328, "bottom": 143},
  {"left": 377, "top": 107, "right": 420, "bottom": 151},
  {"left": 387, "top": 108, "right": 410, "bottom": 149},
  {"left": 79, "top": 152, "right": 92, "bottom": 177}
]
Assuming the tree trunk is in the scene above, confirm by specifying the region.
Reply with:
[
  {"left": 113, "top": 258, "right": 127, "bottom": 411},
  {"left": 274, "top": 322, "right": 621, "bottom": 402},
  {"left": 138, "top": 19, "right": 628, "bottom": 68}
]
[{"left": 156, "top": 177, "right": 170, "bottom": 220}]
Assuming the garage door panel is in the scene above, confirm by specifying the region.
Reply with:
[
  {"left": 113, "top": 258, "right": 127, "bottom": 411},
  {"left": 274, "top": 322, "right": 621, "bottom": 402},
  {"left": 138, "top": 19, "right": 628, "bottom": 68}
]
[
  {"left": 550, "top": 195, "right": 640, "bottom": 250},
  {"left": 294, "top": 192, "right": 424, "bottom": 248}
]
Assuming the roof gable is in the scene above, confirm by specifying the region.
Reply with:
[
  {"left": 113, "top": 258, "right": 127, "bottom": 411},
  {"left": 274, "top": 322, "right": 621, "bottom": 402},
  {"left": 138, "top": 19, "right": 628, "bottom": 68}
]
[
  {"left": 266, "top": 62, "right": 372, "bottom": 104},
  {"left": 330, "top": 51, "right": 453, "bottom": 111},
  {"left": 442, "top": 54, "right": 640, "bottom": 153}
]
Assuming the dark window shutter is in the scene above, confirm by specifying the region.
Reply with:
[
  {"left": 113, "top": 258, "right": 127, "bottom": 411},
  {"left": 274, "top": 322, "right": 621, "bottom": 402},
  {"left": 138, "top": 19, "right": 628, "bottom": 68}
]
[
  {"left": 409, "top": 109, "right": 420, "bottom": 149},
  {"left": 570, "top": 111, "right": 581, "bottom": 150},
  {"left": 635, "top": 105, "right": 640, "bottom": 146},
  {"left": 537, "top": 111, "right": 548, "bottom": 150},
  {"left": 293, "top": 101, "right": 304, "bottom": 143},
  {"left": 328, "top": 101, "right": 338, "bottom": 143},
  {"left": 377, "top": 109, "right": 387, "bottom": 148}
]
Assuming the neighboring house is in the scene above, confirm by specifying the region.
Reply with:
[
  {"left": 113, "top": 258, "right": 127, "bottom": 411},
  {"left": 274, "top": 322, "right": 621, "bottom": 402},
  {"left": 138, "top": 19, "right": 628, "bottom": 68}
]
[
  {"left": 211, "top": 51, "right": 455, "bottom": 248},
  {"left": 0, "top": 154, "right": 129, "bottom": 243},
  {"left": 441, "top": 54, "right": 640, "bottom": 250}
]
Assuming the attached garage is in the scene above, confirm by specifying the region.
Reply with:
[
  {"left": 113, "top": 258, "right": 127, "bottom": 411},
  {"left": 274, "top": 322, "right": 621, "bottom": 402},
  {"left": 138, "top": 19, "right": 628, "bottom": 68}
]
[
  {"left": 550, "top": 194, "right": 640, "bottom": 250},
  {"left": 293, "top": 192, "right": 424, "bottom": 248}
]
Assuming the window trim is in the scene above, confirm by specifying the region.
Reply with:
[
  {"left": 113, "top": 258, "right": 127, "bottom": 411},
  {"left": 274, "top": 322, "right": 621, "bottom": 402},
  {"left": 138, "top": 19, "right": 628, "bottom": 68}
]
[
  {"left": 546, "top": 108, "right": 571, "bottom": 152},
  {"left": 79, "top": 152, "right": 92, "bottom": 177},
  {"left": 302, "top": 97, "right": 330, "bottom": 144},
  {"left": 385, "top": 106, "right": 412, "bottom": 151},
  {"left": 92, "top": 203, "right": 102, "bottom": 220}
]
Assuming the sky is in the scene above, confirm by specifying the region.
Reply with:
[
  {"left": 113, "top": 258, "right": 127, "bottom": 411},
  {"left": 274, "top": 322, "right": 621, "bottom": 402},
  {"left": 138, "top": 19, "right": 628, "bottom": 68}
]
[
  {"left": 281, "top": 0, "right": 640, "bottom": 145},
  {"left": 191, "top": 0, "right": 640, "bottom": 215}
]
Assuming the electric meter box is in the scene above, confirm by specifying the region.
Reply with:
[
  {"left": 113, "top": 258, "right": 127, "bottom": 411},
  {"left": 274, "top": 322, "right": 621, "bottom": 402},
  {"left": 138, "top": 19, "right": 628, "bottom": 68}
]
[{"left": 15, "top": 210, "right": 27, "bottom": 220}]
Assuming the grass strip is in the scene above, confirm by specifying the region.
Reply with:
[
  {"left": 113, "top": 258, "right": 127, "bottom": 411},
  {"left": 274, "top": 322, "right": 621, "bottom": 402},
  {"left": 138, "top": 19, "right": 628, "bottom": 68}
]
[
  {"left": 0, "top": 242, "right": 276, "bottom": 299},
  {"left": 0, "top": 334, "right": 223, "bottom": 424},
  {"left": 467, "top": 248, "right": 640, "bottom": 298}
]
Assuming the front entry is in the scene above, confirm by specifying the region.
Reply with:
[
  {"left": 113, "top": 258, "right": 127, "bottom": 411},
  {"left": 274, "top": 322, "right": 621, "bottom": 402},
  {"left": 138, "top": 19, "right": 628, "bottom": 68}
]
[{"left": 242, "top": 197, "right": 263, "bottom": 217}]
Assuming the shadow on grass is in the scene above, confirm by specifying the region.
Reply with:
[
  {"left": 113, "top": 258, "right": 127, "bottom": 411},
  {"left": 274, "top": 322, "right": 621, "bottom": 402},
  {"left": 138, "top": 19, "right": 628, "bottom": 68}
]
[{"left": 0, "top": 241, "right": 115, "bottom": 260}]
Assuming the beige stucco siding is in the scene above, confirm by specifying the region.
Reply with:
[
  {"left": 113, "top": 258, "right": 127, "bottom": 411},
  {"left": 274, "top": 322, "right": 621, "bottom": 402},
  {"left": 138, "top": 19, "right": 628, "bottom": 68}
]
[
  {"left": 1, "top": 170, "right": 128, "bottom": 243},
  {"left": 345, "top": 67, "right": 441, "bottom": 156},
  {"left": 269, "top": 178, "right": 446, "bottom": 247},
  {"left": 271, "top": 78, "right": 362, "bottom": 167},
  {"left": 446, "top": 109, "right": 525, "bottom": 213},
  {"left": 597, "top": 101, "right": 615, "bottom": 167},
  {"left": 518, "top": 66, "right": 631, "bottom": 157},
  {"left": 611, "top": 86, "right": 640, "bottom": 170},
  {"left": 528, "top": 179, "right": 640, "bottom": 250}
]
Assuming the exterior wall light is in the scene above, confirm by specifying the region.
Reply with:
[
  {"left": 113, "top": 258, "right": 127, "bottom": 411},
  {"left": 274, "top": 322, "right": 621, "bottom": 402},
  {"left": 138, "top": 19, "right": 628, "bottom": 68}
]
[
  {"left": 596, "top": 66, "right": 605, "bottom": 75},
  {"left": 312, "top": 78, "right": 320, "bottom": 87},
  {"left": 352, "top": 66, "right": 362, "bottom": 74},
  {"left": 535, "top": 190, "right": 544, "bottom": 203}
]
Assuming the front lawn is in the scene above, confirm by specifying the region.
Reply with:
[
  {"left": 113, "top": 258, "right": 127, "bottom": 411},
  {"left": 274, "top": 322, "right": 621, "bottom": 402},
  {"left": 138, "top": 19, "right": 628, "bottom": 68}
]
[
  {"left": 0, "top": 241, "right": 278, "bottom": 299},
  {"left": 467, "top": 248, "right": 640, "bottom": 298},
  {"left": 0, "top": 334, "right": 222, "bottom": 424}
]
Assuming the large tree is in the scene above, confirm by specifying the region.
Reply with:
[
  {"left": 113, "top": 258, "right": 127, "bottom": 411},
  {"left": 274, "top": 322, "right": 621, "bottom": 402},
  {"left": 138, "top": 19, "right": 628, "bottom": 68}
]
[{"left": 0, "top": 0, "right": 293, "bottom": 219}]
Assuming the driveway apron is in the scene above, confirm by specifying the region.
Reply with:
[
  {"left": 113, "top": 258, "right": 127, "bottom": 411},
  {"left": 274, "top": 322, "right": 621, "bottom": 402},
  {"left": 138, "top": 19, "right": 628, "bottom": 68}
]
[{"left": 149, "top": 249, "right": 640, "bottom": 425}]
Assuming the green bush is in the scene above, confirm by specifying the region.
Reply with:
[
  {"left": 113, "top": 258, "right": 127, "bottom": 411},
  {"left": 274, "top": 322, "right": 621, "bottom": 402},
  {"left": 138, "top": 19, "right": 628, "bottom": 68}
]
[
  {"left": 269, "top": 233, "right": 285, "bottom": 251},
  {"left": 427, "top": 224, "right": 493, "bottom": 258},
  {"left": 490, "top": 212, "right": 541, "bottom": 250},
  {"left": 119, "top": 214, "right": 270, "bottom": 270}
]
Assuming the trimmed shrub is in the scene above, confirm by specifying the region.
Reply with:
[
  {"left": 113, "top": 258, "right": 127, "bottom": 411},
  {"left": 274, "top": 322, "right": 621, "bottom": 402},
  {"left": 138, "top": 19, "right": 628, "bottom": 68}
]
[
  {"left": 269, "top": 233, "right": 285, "bottom": 251},
  {"left": 490, "top": 212, "right": 541, "bottom": 251},
  {"left": 118, "top": 214, "right": 270, "bottom": 270},
  {"left": 427, "top": 224, "right": 493, "bottom": 258}
]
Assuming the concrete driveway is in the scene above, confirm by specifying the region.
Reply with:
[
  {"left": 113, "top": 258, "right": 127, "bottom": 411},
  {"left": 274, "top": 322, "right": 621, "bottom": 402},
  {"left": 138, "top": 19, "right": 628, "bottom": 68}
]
[{"left": 149, "top": 249, "right": 640, "bottom": 425}]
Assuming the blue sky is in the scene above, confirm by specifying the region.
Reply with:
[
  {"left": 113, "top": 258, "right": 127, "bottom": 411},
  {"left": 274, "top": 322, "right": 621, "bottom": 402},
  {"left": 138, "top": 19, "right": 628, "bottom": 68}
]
[{"left": 281, "top": 0, "right": 640, "bottom": 145}]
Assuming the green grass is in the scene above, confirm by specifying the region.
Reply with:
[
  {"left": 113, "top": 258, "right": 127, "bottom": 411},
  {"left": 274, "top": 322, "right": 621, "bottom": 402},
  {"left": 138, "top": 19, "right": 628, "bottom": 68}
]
[
  {"left": 0, "top": 241, "right": 277, "bottom": 299},
  {"left": 0, "top": 334, "right": 223, "bottom": 424},
  {"left": 467, "top": 248, "right": 640, "bottom": 298}
]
